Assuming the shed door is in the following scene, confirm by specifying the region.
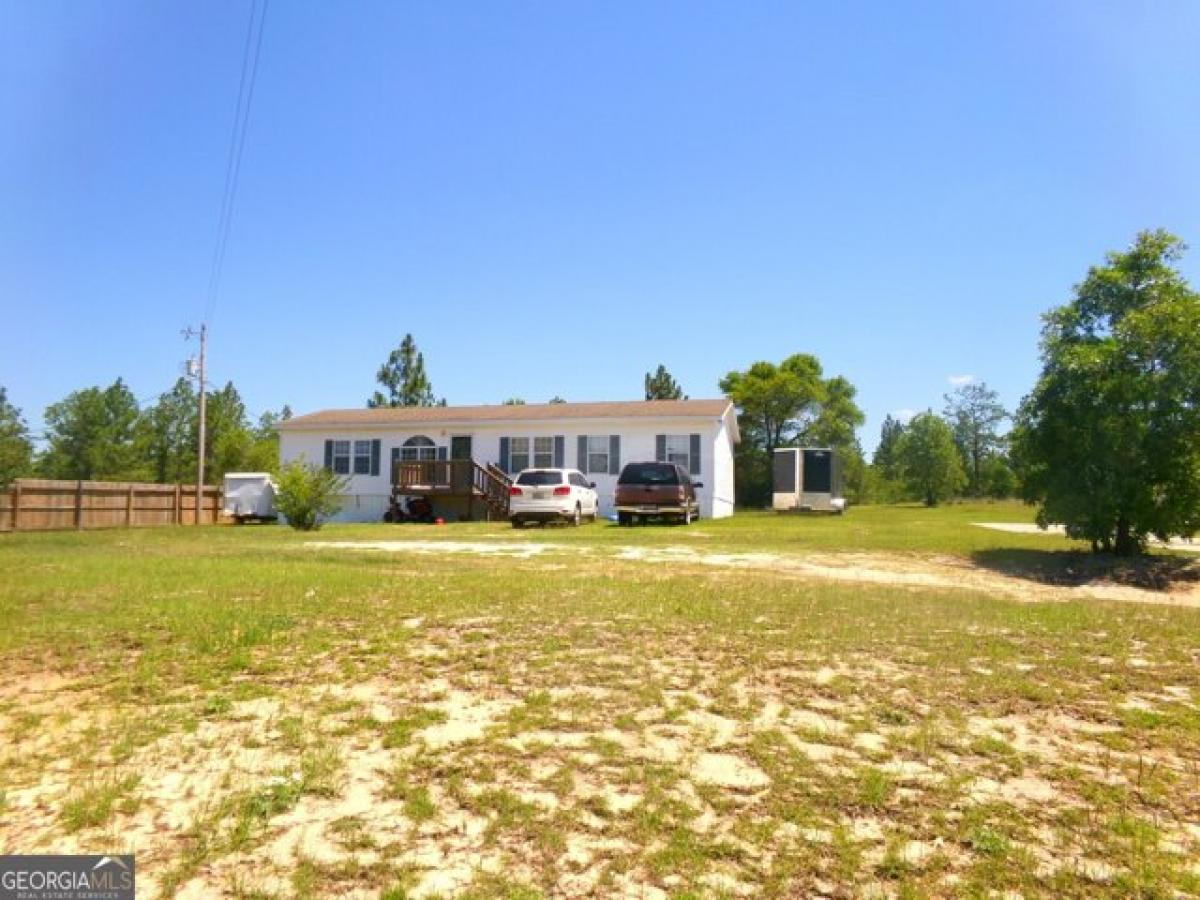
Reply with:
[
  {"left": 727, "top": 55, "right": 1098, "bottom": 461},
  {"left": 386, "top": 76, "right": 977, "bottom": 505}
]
[
  {"left": 773, "top": 450, "right": 797, "bottom": 494},
  {"left": 802, "top": 450, "right": 833, "bottom": 493}
]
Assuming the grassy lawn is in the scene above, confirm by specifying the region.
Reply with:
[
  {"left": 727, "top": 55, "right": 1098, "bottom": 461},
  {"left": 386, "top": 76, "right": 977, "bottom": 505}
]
[{"left": 1, "top": 503, "right": 1198, "bottom": 898}]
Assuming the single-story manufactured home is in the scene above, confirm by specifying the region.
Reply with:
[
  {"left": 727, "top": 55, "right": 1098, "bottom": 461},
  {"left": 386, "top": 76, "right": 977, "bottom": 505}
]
[{"left": 277, "top": 398, "right": 739, "bottom": 522}]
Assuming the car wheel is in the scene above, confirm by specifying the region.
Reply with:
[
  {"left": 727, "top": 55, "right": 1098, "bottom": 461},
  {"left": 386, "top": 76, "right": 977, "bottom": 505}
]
[
  {"left": 618, "top": 512, "right": 630, "bottom": 526},
  {"left": 511, "top": 518, "right": 524, "bottom": 529}
]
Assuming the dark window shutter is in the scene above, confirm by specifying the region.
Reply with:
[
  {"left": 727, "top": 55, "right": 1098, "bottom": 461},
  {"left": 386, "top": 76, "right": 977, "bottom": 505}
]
[
  {"left": 655, "top": 435, "right": 667, "bottom": 462},
  {"left": 689, "top": 434, "right": 701, "bottom": 475},
  {"left": 499, "top": 437, "right": 510, "bottom": 473},
  {"left": 323, "top": 439, "right": 333, "bottom": 470},
  {"left": 553, "top": 435, "right": 565, "bottom": 468},
  {"left": 370, "top": 439, "right": 381, "bottom": 476},
  {"left": 437, "top": 446, "right": 448, "bottom": 461},
  {"left": 577, "top": 436, "right": 588, "bottom": 474},
  {"left": 609, "top": 435, "right": 620, "bottom": 475}
]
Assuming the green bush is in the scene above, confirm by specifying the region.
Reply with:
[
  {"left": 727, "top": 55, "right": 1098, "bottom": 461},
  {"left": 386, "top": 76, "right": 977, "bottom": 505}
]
[{"left": 275, "top": 461, "right": 347, "bottom": 531}]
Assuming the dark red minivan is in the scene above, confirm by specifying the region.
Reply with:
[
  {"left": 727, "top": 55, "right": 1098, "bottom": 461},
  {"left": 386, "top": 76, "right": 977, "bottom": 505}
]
[{"left": 614, "top": 462, "right": 702, "bottom": 526}]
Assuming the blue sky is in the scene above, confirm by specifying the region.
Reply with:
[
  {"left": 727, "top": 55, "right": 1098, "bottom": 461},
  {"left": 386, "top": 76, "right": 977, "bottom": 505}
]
[{"left": 2, "top": 1, "right": 1198, "bottom": 451}]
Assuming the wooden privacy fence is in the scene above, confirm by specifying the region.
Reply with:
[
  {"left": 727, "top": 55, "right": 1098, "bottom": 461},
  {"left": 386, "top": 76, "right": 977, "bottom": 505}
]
[{"left": 0, "top": 478, "right": 222, "bottom": 532}]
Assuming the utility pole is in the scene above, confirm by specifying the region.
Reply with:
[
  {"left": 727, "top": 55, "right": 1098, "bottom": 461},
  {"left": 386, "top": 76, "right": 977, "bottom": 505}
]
[{"left": 184, "top": 324, "right": 208, "bottom": 525}]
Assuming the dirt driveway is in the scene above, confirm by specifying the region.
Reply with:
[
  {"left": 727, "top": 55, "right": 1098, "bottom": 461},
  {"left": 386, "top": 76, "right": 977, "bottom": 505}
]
[{"left": 305, "top": 539, "right": 1200, "bottom": 608}]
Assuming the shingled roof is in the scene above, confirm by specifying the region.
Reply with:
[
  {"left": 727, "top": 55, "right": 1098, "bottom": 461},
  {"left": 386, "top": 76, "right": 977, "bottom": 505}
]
[{"left": 278, "top": 398, "right": 735, "bottom": 430}]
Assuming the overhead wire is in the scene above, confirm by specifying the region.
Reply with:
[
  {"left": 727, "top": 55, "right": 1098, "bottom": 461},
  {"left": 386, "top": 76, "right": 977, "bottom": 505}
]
[{"left": 203, "top": 0, "right": 270, "bottom": 328}]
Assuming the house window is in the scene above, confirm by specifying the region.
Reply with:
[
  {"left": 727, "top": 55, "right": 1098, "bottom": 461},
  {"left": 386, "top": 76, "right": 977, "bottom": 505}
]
[
  {"left": 510, "top": 437, "right": 530, "bottom": 473},
  {"left": 332, "top": 440, "right": 351, "bottom": 475},
  {"left": 533, "top": 436, "right": 554, "bottom": 468},
  {"left": 400, "top": 435, "right": 437, "bottom": 461},
  {"left": 664, "top": 434, "right": 691, "bottom": 470},
  {"left": 587, "top": 435, "right": 609, "bottom": 474},
  {"left": 353, "top": 440, "right": 373, "bottom": 474}
]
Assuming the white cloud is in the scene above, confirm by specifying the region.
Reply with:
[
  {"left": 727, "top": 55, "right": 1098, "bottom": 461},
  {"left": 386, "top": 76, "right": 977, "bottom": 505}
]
[
  {"left": 947, "top": 374, "right": 975, "bottom": 387},
  {"left": 891, "top": 408, "right": 919, "bottom": 424}
]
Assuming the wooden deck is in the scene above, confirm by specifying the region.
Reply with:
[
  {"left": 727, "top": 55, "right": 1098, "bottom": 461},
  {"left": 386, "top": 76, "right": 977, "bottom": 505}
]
[{"left": 393, "top": 459, "right": 512, "bottom": 519}]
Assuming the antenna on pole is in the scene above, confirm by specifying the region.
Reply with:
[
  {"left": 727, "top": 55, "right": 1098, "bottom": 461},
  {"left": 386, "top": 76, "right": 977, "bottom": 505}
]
[{"left": 183, "top": 324, "right": 208, "bottom": 524}]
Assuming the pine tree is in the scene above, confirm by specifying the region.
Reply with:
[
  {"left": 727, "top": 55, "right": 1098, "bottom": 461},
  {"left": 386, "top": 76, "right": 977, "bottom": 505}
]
[
  {"left": 943, "top": 382, "right": 1008, "bottom": 496},
  {"left": 644, "top": 365, "right": 686, "bottom": 400},
  {"left": 872, "top": 415, "right": 906, "bottom": 481},
  {"left": 368, "top": 334, "right": 439, "bottom": 408},
  {"left": 135, "top": 377, "right": 197, "bottom": 483}
]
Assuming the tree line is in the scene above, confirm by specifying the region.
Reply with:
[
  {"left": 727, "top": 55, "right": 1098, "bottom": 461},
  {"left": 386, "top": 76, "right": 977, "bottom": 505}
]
[
  {"left": 656, "top": 229, "right": 1200, "bottom": 556},
  {"left": 361, "top": 333, "right": 1000, "bottom": 509},
  {"left": 0, "top": 378, "right": 290, "bottom": 487},
  {"left": 4, "top": 229, "right": 1196, "bottom": 554},
  {"left": 871, "top": 381, "right": 1014, "bottom": 506}
]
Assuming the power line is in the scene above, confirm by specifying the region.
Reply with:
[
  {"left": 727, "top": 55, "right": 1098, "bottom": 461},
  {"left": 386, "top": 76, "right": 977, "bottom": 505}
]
[{"left": 204, "top": 0, "right": 270, "bottom": 327}]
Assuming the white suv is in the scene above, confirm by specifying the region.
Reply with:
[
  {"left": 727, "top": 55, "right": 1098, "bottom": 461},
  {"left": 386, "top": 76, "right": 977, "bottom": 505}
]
[{"left": 508, "top": 468, "right": 599, "bottom": 528}]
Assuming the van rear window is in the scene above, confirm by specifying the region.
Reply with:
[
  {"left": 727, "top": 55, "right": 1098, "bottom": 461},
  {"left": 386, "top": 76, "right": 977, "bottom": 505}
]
[
  {"left": 618, "top": 463, "right": 678, "bottom": 485},
  {"left": 515, "top": 470, "right": 563, "bottom": 486}
]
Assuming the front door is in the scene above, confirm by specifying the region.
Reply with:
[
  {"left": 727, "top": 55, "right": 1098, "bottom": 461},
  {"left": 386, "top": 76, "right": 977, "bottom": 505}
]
[{"left": 451, "top": 436, "right": 473, "bottom": 490}]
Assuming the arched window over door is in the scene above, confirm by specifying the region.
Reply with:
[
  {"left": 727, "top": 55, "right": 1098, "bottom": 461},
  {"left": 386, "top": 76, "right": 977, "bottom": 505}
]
[{"left": 400, "top": 435, "right": 437, "bottom": 461}]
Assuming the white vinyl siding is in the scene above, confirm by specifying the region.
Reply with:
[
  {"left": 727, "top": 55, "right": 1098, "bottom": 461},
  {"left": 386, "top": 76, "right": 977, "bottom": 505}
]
[{"left": 282, "top": 407, "right": 735, "bottom": 522}]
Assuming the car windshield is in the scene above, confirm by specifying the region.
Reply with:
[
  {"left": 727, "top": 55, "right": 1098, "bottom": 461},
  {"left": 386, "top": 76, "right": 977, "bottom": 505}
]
[
  {"left": 618, "top": 463, "right": 678, "bottom": 485},
  {"left": 515, "top": 470, "right": 563, "bottom": 486}
]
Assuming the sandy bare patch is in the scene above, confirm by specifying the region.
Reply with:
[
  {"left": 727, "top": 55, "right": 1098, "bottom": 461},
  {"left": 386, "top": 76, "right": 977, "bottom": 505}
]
[
  {"left": 971, "top": 775, "right": 1061, "bottom": 805},
  {"left": 974, "top": 522, "right": 1200, "bottom": 552},
  {"left": 759, "top": 548, "right": 1186, "bottom": 605},
  {"left": 853, "top": 732, "right": 889, "bottom": 753},
  {"left": 306, "top": 539, "right": 555, "bottom": 559},
  {"left": 417, "top": 690, "right": 516, "bottom": 747},
  {"left": 975, "top": 522, "right": 1070, "bottom": 536},
  {"left": 304, "top": 536, "right": 1200, "bottom": 607},
  {"left": 692, "top": 752, "right": 770, "bottom": 791},
  {"left": 681, "top": 709, "right": 739, "bottom": 748}
]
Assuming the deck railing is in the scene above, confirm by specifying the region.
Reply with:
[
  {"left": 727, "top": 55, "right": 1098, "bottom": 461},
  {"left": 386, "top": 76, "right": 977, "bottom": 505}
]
[
  {"left": 395, "top": 459, "right": 464, "bottom": 490},
  {"left": 393, "top": 459, "right": 512, "bottom": 516}
]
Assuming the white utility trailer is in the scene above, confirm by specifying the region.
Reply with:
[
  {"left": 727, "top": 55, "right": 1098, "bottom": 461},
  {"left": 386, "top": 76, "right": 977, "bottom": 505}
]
[
  {"left": 222, "top": 472, "right": 278, "bottom": 523},
  {"left": 772, "top": 447, "right": 846, "bottom": 514}
]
